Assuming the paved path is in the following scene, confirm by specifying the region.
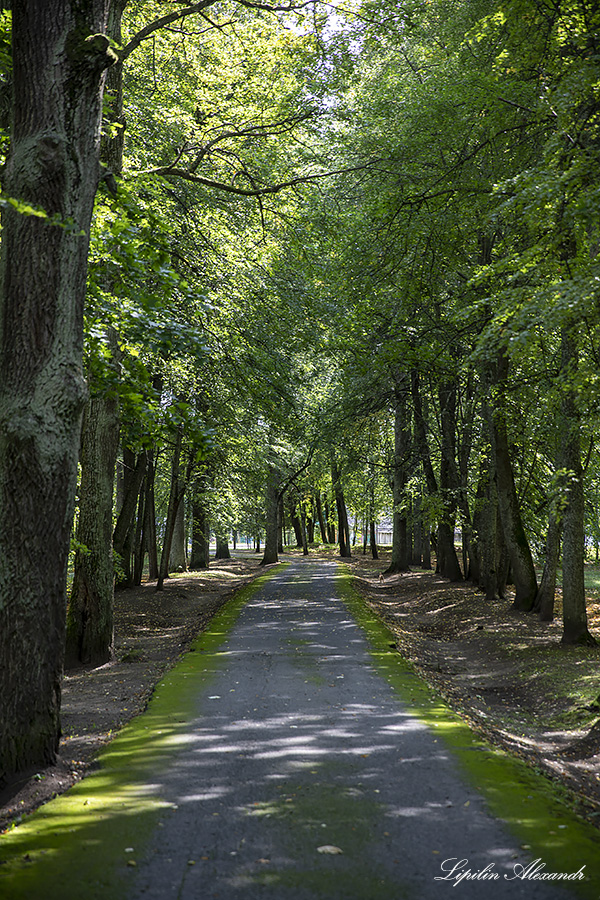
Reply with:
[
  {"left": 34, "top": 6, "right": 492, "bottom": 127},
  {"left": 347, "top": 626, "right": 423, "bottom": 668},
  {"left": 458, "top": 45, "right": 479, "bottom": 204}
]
[{"left": 124, "top": 560, "right": 583, "bottom": 899}]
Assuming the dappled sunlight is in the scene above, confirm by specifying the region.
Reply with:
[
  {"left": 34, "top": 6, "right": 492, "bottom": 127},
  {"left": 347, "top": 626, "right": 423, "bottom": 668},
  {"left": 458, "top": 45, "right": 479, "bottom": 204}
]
[{"left": 2, "top": 559, "right": 592, "bottom": 900}]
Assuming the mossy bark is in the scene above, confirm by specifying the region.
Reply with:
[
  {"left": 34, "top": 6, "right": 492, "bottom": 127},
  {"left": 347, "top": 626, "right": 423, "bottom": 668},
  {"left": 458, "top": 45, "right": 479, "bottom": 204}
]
[{"left": 0, "top": 0, "right": 115, "bottom": 777}]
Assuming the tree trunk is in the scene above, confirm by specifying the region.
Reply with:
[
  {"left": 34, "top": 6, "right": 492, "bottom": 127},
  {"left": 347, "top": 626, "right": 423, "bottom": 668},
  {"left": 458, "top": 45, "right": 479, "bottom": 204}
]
[
  {"left": 559, "top": 329, "right": 595, "bottom": 644},
  {"left": 386, "top": 387, "right": 410, "bottom": 574},
  {"left": 473, "top": 456, "right": 500, "bottom": 602},
  {"left": 0, "top": 1, "right": 115, "bottom": 777},
  {"left": 369, "top": 519, "right": 379, "bottom": 560},
  {"left": 412, "top": 495, "right": 423, "bottom": 566},
  {"left": 65, "top": 388, "right": 119, "bottom": 668},
  {"left": 145, "top": 452, "right": 159, "bottom": 580},
  {"left": 157, "top": 429, "right": 184, "bottom": 590},
  {"left": 277, "top": 495, "right": 285, "bottom": 553},
  {"left": 535, "top": 513, "right": 561, "bottom": 622},
  {"left": 411, "top": 369, "right": 461, "bottom": 580},
  {"left": 113, "top": 448, "right": 147, "bottom": 586},
  {"left": 260, "top": 465, "right": 279, "bottom": 565},
  {"left": 316, "top": 491, "right": 328, "bottom": 543},
  {"left": 215, "top": 536, "right": 231, "bottom": 560},
  {"left": 300, "top": 498, "right": 309, "bottom": 556},
  {"left": 325, "top": 498, "right": 336, "bottom": 544},
  {"left": 65, "top": 1, "right": 126, "bottom": 661},
  {"left": 422, "top": 520, "right": 432, "bottom": 569},
  {"left": 438, "top": 379, "right": 463, "bottom": 582},
  {"left": 489, "top": 351, "right": 538, "bottom": 610},
  {"left": 132, "top": 480, "right": 146, "bottom": 587},
  {"left": 288, "top": 495, "right": 303, "bottom": 548},
  {"left": 169, "top": 482, "right": 187, "bottom": 572},
  {"left": 332, "top": 455, "right": 351, "bottom": 558},
  {"left": 190, "top": 492, "right": 210, "bottom": 570}
]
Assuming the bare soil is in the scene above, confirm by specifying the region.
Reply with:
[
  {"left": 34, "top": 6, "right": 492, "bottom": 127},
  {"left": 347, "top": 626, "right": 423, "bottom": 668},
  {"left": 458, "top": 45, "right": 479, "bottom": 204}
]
[{"left": 2, "top": 548, "right": 600, "bottom": 834}]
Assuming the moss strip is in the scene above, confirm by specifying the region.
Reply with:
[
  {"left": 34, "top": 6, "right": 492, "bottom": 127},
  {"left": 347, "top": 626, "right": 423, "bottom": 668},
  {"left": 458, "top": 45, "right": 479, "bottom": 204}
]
[
  {"left": 336, "top": 567, "right": 600, "bottom": 898},
  {"left": 0, "top": 564, "right": 288, "bottom": 900}
]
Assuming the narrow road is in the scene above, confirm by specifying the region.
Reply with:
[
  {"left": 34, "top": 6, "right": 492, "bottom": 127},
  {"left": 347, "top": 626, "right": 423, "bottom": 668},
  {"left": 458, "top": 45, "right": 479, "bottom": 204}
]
[
  {"left": 1, "top": 559, "right": 594, "bottom": 899},
  {"left": 127, "top": 560, "right": 583, "bottom": 899}
]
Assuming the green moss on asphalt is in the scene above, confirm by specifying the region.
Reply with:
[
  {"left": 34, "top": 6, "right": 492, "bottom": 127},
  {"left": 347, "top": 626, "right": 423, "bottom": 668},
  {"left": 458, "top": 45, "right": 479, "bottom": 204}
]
[
  {"left": 0, "top": 565, "right": 288, "bottom": 900},
  {"left": 336, "top": 568, "right": 600, "bottom": 899}
]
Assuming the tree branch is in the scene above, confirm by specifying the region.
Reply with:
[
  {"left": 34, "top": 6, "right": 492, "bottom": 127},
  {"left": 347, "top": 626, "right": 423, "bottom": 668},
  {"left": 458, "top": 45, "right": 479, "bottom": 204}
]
[{"left": 135, "top": 162, "right": 375, "bottom": 197}]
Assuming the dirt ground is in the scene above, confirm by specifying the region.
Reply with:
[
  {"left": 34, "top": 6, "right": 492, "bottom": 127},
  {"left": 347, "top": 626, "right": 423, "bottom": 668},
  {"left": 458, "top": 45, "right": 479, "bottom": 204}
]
[{"left": 2, "top": 548, "right": 600, "bottom": 834}]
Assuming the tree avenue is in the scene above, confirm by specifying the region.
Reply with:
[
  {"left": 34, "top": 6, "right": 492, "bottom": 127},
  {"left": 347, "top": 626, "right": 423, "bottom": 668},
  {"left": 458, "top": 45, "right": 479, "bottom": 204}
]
[{"left": 0, "top": 0, "right": 599, "bottom": 780}]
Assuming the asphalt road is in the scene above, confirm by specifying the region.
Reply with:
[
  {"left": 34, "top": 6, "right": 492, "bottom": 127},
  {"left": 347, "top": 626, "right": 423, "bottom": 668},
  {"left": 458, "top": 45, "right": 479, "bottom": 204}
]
[{"left": 124, "top": 560, "right": 583, "bottom": 900}]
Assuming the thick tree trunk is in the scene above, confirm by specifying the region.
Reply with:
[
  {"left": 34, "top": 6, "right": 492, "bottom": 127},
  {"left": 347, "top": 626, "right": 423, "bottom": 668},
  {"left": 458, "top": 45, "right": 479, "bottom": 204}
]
[
  {"left": 65, "top": 1, "right": 126, "bottom": 661},
  {"left": 65, "top": 390, "right": 119, "bottom": 668},
  {"left": 0, "top": 0, "right": 115, "bottom": 777},
  {"left": 489, "top": 352, "right": 538, "bottom": 610},
  {"left": 215, "top": 536, "right": 231, "bottom": 560},
  {"left": 260, "top": 465, "right": 279, "bottom": 565},
  {"left": 559, "top": 329, "right": 595, "bottom": 645}
]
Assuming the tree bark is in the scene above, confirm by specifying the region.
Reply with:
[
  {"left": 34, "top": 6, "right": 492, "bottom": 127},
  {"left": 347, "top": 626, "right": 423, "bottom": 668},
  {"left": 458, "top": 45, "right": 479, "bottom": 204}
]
[
  {"left": 473, "top": 454, "right": 500, "bottom": 601},
  {"left": 386, "top": 387, "right": 410, "bottom": 574},
  {"left": 0, "top": 0, "right": 115, "bottom": 777},
  {"left": 277, "top": 495, "right": 285, "bottom": 554},
  {"left": 65, "top": 389, "right": 119, "bottom": 668},
  {"left": 332, "top": 455, "right": 351, "bottom": 558},
  {"left": 157, "top": 428, "right": 184, "bottom": 590},
  {"left": 535, "top": 512, "right": 561, "bottom": 622},
  {"left": 288, "top": 495, "right": 303, "bottom": 548},
  {"left": 559, "top": 328, "right": 595, "bottom": 644},
  {"left": 488, "top": 351, "right": 538, "bottom": 610},
  {"left": 190, "top": 491, "right": 210, "bottom": 570},
  {"left": 260, "top": 465, "right": 279, "bottom": 565},
  {"left": 169, "top": 481, "right": 188, "bottom": 572},
  {"left": 132, "top": 480, "right": 146, "bottom": 587},
  {"left": 145, "top": 452, "right": 159, "bottom": 580},
  {"left": 324, "top": 497, "right": 336, "bottom": 544},
  {"left": 113, "top": 448, "right": 147, "bottom": 586},
  {"left": 316, "top": 491, "right": 328, "bottom": 543},
  {"left": 215, "top": 536, "right": 231, "bottom": 560},
  {"left": 411, "top": 369, "right": 461, "bottom": 580}
]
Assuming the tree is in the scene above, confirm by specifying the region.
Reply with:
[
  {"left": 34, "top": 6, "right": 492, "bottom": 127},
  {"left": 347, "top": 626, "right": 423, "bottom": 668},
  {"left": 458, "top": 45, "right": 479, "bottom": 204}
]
[{"left": 0, "top": 1, "right": 116, "bottom": 776}]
